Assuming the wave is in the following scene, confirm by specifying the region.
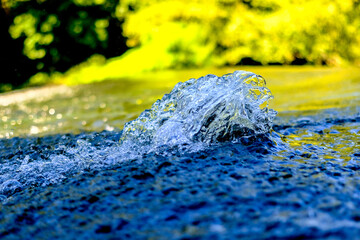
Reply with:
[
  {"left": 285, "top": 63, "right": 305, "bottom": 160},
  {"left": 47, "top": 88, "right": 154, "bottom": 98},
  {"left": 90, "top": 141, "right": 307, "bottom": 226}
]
[
  {"left": 119, "top": 71, "right": 277, "bottom": 155},
  {"left": 0, "top": 71, "right": 277, "bottom": 198}
]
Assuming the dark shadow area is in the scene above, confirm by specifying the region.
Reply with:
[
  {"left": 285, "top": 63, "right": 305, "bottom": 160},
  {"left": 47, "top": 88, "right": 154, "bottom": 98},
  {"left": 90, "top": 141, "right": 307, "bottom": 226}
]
[
  {"left": 291, "top": 57, "right": 308, "bottom": 65},
  {"left": 237, "top": 57, "right": 262, "bottom": 66},
  {"left": 0, "top": 0, "right": 128, "bottom": 91},
  {"left": 0, "top": 6, "right": 36, "bottom": 89}
]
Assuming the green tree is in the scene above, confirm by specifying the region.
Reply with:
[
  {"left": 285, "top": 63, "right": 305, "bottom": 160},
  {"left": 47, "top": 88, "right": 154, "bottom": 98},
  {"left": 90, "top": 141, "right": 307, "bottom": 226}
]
[
  {"left": 115, "top": 0, "right": 360, "bottom": 69},
  {"left": 2, "top": 0, "right": 127, "bottom": 89}
]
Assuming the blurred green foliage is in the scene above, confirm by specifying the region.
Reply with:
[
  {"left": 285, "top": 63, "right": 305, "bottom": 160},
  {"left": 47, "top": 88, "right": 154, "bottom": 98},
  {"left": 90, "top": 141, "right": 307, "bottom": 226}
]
[
  {"left": 9, "top": 0, "right": 126, "bottom": 69},
  {"left": 1, "top": 0, "right": 360, "bottom": 90},
  {"left": 116, "top": 0, "right": 360, "bottom": 69},
  {"left": 0, "top": 0, "right": 127, "bottom": 90}
]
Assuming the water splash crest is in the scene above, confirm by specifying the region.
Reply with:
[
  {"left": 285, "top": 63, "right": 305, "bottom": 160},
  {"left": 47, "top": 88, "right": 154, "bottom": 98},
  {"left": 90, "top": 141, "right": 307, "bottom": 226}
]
[
  {"left": 0, "top": 71, "right": 277, "bottom": 198},
  {"left": 119, "top": 70, "right": 277, "bottom": 155}
]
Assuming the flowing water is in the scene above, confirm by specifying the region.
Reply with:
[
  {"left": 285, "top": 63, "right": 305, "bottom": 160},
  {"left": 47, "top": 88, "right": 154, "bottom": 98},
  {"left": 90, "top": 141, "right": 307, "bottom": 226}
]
[{"left": 0, "top": 67, "right": 359, "bottom": 239}]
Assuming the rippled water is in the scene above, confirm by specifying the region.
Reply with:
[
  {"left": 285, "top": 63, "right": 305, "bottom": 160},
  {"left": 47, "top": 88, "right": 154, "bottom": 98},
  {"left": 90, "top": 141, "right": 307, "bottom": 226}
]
[
  {"left": 0, "top": 67, "right": 359, "bottom": 138},
  {"left": 0, "top": 67, "right": 360, "bottom": 239},
  {"left": 1, "top": 70, "right": 277, "bottom": 191}
]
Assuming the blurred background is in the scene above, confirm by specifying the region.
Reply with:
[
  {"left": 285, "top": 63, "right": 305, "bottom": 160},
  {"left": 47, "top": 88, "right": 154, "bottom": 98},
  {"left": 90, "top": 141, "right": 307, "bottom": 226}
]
[{"left": 1, "top": 0, "right": 360, "bottom": 92}]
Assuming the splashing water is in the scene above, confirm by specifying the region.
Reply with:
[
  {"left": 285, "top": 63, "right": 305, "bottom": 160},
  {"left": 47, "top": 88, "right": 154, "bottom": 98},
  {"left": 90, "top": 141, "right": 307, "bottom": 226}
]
[
  {"left": 119, "top": 70, "right": 277, "bottom": 154},
  {"left": 0, "top": 71, "right": 277, "bottom": 198}
]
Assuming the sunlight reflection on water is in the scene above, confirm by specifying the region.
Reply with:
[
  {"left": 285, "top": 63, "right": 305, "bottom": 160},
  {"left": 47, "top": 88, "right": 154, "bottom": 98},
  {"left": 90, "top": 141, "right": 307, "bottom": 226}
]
[{"left": 0, "top": 67, "right": 359, "bottom": 138}]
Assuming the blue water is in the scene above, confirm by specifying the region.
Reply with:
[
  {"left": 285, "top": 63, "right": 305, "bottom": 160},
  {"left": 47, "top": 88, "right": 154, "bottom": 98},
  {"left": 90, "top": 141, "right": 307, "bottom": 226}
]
[{"left": 0, "top": 71, "right": 359, "bottom": 239}]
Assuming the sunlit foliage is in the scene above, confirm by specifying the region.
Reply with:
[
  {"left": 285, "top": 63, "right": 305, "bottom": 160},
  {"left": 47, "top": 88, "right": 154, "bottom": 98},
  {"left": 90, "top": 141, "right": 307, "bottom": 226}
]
[
  {"left": 116, "top": 0, "right": 360, "bottom": 69},
  {"left": 1, "top": 0, "right": 360, "bottom": 89}
]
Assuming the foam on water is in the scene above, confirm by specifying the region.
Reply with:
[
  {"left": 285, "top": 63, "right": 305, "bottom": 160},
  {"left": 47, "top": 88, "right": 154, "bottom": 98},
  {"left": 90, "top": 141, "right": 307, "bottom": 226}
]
[
  {"left": 0, "top": 140, "right": 124, "bottom": 197},
  {"left": 0, "top": 71, "right": 277, "bottom": 198}
]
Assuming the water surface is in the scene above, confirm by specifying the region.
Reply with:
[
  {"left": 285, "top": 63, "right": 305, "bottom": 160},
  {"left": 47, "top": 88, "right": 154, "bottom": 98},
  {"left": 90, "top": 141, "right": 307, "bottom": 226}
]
[
  {"left": 1, "top": 67, "right": 359, "bottom": 138},
  {"left": 0, "top": 67, "right": 359, "bottom": 239}
]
